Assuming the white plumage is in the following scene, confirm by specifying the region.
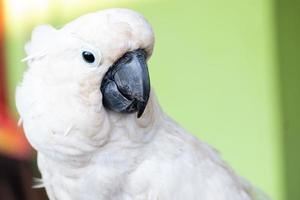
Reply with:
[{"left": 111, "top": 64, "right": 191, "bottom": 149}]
[{"left": 16, "top": 8, "right": 269, "bottom": 200}]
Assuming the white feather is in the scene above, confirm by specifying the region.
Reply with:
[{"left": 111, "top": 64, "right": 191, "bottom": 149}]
[
  {"left": 17, "top": 117, "right": 23, "bottom": 127},
  {"left": 64, "top": 124, "right": 74, "bottom": 136},
  {"left": 21, "top": 50, "right": 47, "bottom": 62},
  {"left": 32, "top": 177, "right": 45, "bottom": 189}
]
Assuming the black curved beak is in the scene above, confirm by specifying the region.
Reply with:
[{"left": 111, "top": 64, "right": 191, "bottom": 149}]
[{"left": 100, "top": 49, "right": 150, "bottom": 118}]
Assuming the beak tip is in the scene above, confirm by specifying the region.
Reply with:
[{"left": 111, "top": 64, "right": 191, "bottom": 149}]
[
  {"left": 137, "top": 110, "right": 144, "bottom": 118},
  {"left": 136, "top": 100, "right": 148, "bottom": 118}
]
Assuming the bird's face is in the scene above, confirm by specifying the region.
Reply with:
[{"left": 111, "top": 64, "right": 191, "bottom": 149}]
[
  {"left": 35, "top": 33, "right": 152, "bottom": 118},
  {"left": 62, "top": 8, "right": 154, "bottom": 118},
  {"left": 16, "top": 9, "right": 155, "bottom": 157}
]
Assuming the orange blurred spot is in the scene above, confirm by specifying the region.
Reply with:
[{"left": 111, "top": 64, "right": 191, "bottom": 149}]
[{"left": 0, "top": 104, "right": 32, "bottom": 160}]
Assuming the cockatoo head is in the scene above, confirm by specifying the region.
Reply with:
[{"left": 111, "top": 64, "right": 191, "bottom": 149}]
[{"left": 16, "top": 8, "right": 158, "bottom": 158}]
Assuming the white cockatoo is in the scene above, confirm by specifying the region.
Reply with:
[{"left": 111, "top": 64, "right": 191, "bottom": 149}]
[{"left": 16, "top": 8, "right": 269, "bottom": 200}]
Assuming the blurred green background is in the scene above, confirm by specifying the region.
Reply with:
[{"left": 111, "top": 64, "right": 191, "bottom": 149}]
[{"left": 3, "top": 0, "right": 300, "bottom": 200}]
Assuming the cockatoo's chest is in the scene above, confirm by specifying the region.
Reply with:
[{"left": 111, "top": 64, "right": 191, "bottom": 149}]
[
  {"left": 38, "top": 153, "right": 135, "bottom": 200},
  {"left": 37, "top": 136, "right": 254, "bottom": 200}
]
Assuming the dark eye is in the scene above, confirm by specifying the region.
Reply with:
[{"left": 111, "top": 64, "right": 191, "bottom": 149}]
[{"left": 82, "top": 51, "right": 95, "bottom": 63}]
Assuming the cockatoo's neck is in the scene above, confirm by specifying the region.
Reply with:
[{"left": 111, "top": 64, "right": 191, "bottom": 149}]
[
  {"left": 40, "top": 91, "right": 164, "bottom": 168},
  {"left": 37, "top": 92, "right": 165, "bottom": 191},
  {"left": 108, "top": 91, "right": 164, "bottom": 143}
]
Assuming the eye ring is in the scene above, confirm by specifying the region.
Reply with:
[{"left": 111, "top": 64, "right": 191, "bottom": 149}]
[{"left": 80, "top": 45, "right": 102, "bottom": 68}]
